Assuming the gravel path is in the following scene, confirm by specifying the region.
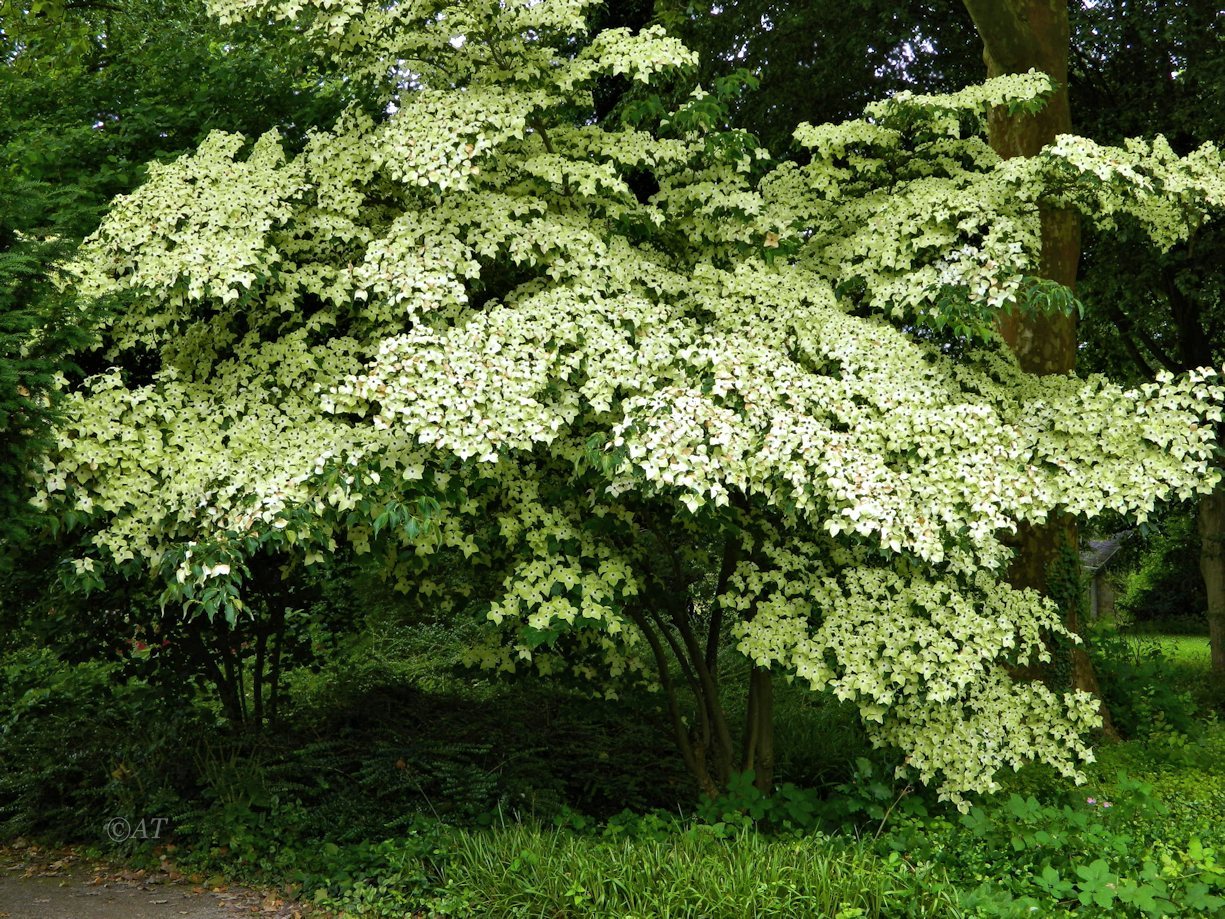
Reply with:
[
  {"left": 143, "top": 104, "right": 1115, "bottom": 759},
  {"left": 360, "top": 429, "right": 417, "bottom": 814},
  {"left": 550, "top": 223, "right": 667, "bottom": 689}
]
[{"left": 0, "top": 847, "right": 307, "bottom": 919}]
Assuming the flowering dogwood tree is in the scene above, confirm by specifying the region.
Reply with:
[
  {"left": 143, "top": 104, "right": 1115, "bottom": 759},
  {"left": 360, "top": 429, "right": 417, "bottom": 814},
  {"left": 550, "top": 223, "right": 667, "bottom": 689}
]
[{"left": 37, "top": 0, "right": 1225, "bottom": 803}]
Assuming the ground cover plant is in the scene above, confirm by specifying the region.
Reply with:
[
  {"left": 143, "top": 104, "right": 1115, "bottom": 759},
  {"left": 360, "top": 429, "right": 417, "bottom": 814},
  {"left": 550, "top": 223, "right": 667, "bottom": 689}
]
[
  {"left": 5, "top": 616, "right": 1225, "bottom": 916},
  {"left": 4, "top": 0, "right": 1225, "bottom": 917}
]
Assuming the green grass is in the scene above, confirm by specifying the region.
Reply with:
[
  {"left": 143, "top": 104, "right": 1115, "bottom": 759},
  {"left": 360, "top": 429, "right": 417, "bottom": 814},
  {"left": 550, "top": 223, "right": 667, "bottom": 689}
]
[
  {"left": 432, "top": 824, "right": 964, "bottom": 919},
  {"left": 1137, "top": 633, "right": 1225, "bottom": 711},
  {"left": 1060, "top": 633, "right": 1225, "bottom": 853},
  {"left": 1085, "top": 634, "right": 1225, "bottom": 852},
  {"left": 1151, "top": 634, "right": 1211, "bottom": 668}
]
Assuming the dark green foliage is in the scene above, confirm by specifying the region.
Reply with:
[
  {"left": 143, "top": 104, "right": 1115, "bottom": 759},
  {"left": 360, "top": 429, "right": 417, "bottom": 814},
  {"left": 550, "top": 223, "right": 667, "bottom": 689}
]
[
  {"left": 1069, "top": 1, "right": 1225, "bottom": 542},
  {"left": 657, "top": 0, "right": 982, "bottom": 153},
  {"left": 1088, "top": 627, "right": 1200, "bottom": 738},
  {"left": 887, "top": 777, "right": 1225, "bottom": 916},
  {"left": 1069, "top": 0, "right": 1225, "bottom": 151},
  {"left": 0, "top": 0, "right": 355, "bottom": 208},
  {"left": 0, "top": 175, "right": 90, "bottom": 551},
  {"left": 6, "top": 619, "right": 1225, "bottom": 917},
  {"left": 695, "top": 769, "right": 826, "bottom": 832},
  {"left": 0, "top": 629, "right": 692, "bottom": 842},
  {"left": 276, "top": 663, "right": 693, "bottom": 828},
  {"left": 694, "top": 757, "right": 929, "bottom": 837},
  {"left": 658, "top": 1, "right": 1224, "bottom": 165},
  {"left": 0, "top": 648, "right": 208, "bottom": 838},
  {"left": 0, "top": 0, "right": 360, "bottom": 564},
  {"left": 1115, "top": 513, "right": 1206, "bottom": 628}
]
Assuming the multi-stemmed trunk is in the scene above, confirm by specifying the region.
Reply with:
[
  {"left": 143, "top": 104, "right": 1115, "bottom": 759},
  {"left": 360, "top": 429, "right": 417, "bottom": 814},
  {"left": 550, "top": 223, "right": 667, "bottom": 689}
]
[
  {"left": 628, "top": 602, "right": 776, "bottom": 798},
  {"left": 178, "top": 585, "right": 291, "bottom": 733},
  {"left": 629, "top": 530, "right": 776, "bottom": 799}
]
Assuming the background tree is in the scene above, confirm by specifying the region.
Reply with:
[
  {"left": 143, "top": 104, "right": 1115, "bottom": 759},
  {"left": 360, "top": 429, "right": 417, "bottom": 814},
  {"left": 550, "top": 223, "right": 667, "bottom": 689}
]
[
  {"left": 1071, "top": 0, "right": 1225, "bottom": 675},
  {"left": 958, "top": 1, "right": 1109, "bottom": 732},
  {"left": 0, "top": 175, "right": 88, "bottom": 551},
  {"left": 659, "top": 0, "right": 981, "bottom": 151}
]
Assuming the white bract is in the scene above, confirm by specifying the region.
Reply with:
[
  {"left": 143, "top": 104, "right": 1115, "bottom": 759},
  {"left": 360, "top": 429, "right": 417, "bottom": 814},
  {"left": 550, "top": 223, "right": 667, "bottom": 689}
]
[{"left": 38, "top": 0, "right": 1225, "bottom": 804}]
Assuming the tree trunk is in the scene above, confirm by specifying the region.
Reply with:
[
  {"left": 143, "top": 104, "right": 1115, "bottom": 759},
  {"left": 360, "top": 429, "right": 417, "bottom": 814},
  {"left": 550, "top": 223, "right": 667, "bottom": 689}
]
[
  {"left": 267, "top": 601, "right": 287, "bottom": 727},
  {"left": 627, "top": 605, "right": 723, "bottom": 798},
  {"left": 1162, "top": 274, "right": 1224, "bottom": 678},
  {"left": 1199, "top": 484, "right": 1225, "bottom": 675},
  {"left": 631, "top": 587, "right": 771, "bottom": 799},
  {"left": 742, "top": 666, "right": 775, "bottom": 794},
  {"left": 963, "top": 0, "right": 1116, "bottom": 736},
  {"left": 185, "top": 619, "right": 243, "bottom": 725},
  {"left": 252, "top": 619, "right": 267, "bottom": 733},
  {"left": 212, "top": 616, "right": 246, "bottom": 726}
]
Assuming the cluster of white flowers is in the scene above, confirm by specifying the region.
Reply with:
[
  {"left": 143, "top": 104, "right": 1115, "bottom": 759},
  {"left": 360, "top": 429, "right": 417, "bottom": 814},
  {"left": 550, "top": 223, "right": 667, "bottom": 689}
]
[{"left": 38, "top": 0, "right": 1225, "bottom": 800}]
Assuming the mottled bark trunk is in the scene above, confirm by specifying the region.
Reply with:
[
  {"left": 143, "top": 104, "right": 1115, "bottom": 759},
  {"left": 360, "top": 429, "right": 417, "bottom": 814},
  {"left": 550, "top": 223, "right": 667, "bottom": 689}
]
[
  {"left": 964, "top": 0, "right": 1115, "bottom": 736},
  {"left": 981, "top": 1, "right": 1079, "bottom": 373},
  {"left": 1198, "top": 485, "right": 1225, "bottom": 676},
  {"left": 1007, "top": 520, "right": 1116, "bottom": 737}
]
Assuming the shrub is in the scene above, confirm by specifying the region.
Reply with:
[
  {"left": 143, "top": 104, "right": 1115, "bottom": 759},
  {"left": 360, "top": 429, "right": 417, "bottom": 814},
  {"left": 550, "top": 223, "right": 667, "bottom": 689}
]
[
  {"left": 1087, "top": 627, "right": 1199, "bottom": 738},
  {"left": 0, "top": 648, "right": 207, "bottom": 840},
  {"left": 1115, "top": 513, "right": 1205, "bottom": 627},
  {"left": 875, "top": 767, "right": 1225, "bottom": 916}
]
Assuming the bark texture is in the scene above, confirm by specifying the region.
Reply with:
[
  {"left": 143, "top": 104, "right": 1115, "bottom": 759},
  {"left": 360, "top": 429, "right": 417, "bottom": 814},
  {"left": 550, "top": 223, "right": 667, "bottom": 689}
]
[
  {"left": 963, "top": 0, "right": 1116, "bottom": 735},
  {"left": 1199, "top": 485, "right": 1225, "bottom": 676},
  {"left": 743, "top": 666, "right": 775, "bottom": 794},
  {"left": 973, "top": 0, "right": 1079, "bottom": 372}
]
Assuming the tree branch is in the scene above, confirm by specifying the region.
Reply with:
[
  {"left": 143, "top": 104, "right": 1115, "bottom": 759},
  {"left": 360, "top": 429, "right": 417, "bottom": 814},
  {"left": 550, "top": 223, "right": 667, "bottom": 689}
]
[
  {"left": 706, "top": 533, "right": 739, "bottom": 675},
  {"left": 650, "top": 605, "right": 712, "bottom": 753},
  {"left": 1107, "top": 305, "right": 1181, "bottom": 375},
  {"left": 64, "top": 0, "right": 125, "bottom": 11},
  {"left": 484, "top": 33, "right": 557, "bottom": 157},
  {"left": 1162, "top": 265, "right": 1210, "bottom": 369},
  {"left": 647, "top": 605, "right": 700, "bottom": 698},
  {"left": 626, "top": 605, "right": 711, "bottom": 794},
  {"left": 672, "top": 597, "right": 735, "bottom": 780},
  {"left": 961, "top": 0, "right": 1041, "bottom": 73},
  {"left": 1113, "top": 324, "right": 1156, "bottom": 378}
]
